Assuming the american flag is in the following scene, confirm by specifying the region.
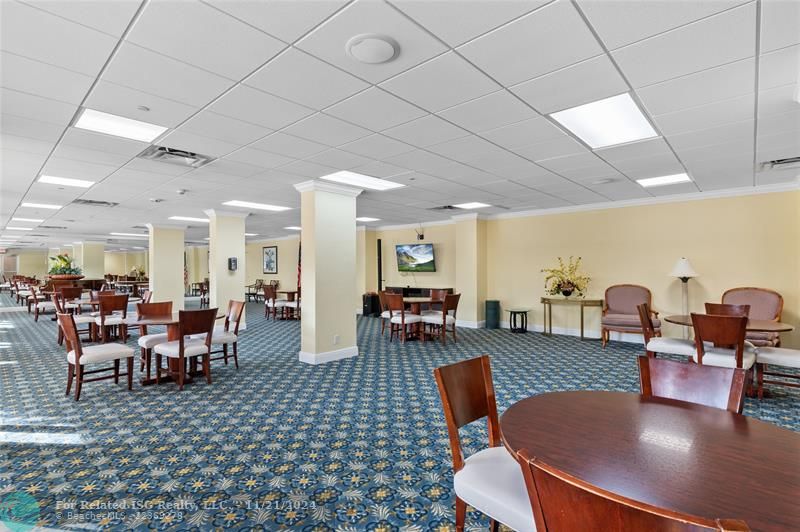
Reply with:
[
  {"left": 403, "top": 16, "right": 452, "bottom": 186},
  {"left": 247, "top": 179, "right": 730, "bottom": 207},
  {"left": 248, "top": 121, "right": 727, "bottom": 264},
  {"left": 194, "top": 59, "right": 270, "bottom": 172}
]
[{"left": 296, "top": 242, "right": 301, "bottom": 292}]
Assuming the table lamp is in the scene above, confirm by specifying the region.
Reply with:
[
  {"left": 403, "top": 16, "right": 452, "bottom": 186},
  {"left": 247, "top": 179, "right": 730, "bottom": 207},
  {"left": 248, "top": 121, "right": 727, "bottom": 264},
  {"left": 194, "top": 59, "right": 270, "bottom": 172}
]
[{"left": 670, "top": 257, "right": 699, "bottom": 338}]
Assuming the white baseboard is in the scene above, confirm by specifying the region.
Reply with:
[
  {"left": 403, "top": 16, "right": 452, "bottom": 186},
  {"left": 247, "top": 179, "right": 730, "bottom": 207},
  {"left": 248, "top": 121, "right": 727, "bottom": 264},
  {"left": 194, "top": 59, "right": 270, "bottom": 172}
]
[
  {"left": 299, "top": 345, "right": 358, "bottom": 365},
  {"left": 456, "top": 319, "right": 485, "bottom": 329},
  {"left": 497, "top": 320, "right": 643, "bottom": 344}
]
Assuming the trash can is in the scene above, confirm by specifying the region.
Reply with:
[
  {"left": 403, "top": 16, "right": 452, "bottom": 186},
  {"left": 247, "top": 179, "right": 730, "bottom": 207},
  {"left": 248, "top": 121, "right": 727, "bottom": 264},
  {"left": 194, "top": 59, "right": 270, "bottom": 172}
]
[
  {"left": 362, "top": 293, "right": 380, "bottom": 317},
  {"left": 485, "top": 300, "right": 500, "bottom": 329}
]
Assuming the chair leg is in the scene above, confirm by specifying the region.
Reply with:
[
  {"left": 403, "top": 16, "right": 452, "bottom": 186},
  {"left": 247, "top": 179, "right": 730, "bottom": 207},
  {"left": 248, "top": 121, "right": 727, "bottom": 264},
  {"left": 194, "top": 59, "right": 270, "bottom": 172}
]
[
  {"left": 177, "top": 355, "right": 184, "bottom": 391},
  {"left": 114, "top": 359, "right": 120, "bottom": 384},
  {"left": 145, "top": 349, "right": 151, "bottom": 380},
  {"left": 223, "top": 344, "right": 228, "bottom": 365},
  {"left": 381, "top": 318, "right": 385, "bottom": 335},
  {"left": 232, "top": 342, "right": 239, "bottom": 369},
  {"left": 602, "top": 328, "right": 608, "bottom": 348},
  {"left": 75, "top": 365, "right": 83, "bottom": 401},
  {"left": 140, "top": 347, "right": 146, "bottom": 371},
  {"left": 758, "top": 363, "right": 765, "bottom": 399},
  {"left": 155, "top": 354, "right": 162, "bottom": 384},
  {"left": 127, "top": 357, "right": 133, "bottom": 390},
  {"left": 203, "top": 354, "right": 212, "bottom": 384},
  {"left": 66, "top": 363, "right": 74, "bottom": 396},
  {"left": 490, "top": 519, "right": 499, "bottom": 532},
  {"left": 455, "top": 496, "right": 466, "bottom": 532}
]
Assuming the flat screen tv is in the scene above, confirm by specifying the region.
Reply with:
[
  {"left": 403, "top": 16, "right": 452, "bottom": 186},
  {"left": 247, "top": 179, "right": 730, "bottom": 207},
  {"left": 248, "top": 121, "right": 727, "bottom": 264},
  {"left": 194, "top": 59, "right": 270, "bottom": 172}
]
[{"left": 396, "top": 243, "right": 435, "bottom": 272}]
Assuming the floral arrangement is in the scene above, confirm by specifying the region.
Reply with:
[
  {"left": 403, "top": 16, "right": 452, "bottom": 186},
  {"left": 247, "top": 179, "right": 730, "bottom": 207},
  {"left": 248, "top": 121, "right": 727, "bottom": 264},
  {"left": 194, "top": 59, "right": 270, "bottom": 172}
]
[
  {"left": 130, "top": 265, "right": 146, "bottom": 280},
  {"left": 542, "top": 256, "right": 590, "bottom": 297},
  {"left": 48, "top": 254, "right": 82, "bottom": 275}
]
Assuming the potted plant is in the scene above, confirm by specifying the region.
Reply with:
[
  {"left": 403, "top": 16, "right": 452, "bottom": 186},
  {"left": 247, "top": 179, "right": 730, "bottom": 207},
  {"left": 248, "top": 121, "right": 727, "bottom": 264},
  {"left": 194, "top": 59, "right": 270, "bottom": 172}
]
[
  {"left": 129, "top": 265, "right": 146, "bottom": 281},
  {"left": 48, "top": 254, "right": 84, "bottom": 280},
  {"left": 542, "top": 256, "right": 590, "bottom": 297}
]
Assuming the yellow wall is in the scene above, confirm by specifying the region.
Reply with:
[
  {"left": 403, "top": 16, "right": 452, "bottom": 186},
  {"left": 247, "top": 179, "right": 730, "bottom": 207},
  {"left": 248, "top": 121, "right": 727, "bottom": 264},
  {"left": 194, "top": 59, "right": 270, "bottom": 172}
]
[
  {"left": 375, "top": 224, "right": 456, "bottom": 290},
  {"left": 104, "top": 251, "right": 149, "bottom": 276},
  {"left": 486, "top": 191, "right": 800, "bottom": 347},
  {"left": 245, "top": 237, "right": 300, "bottom": 290},
  {"left": 185, "top": 246, "right": 208, "bottom": 285},
  {"left": 15, "top": 250, "right": 48, "bottom": 278}
]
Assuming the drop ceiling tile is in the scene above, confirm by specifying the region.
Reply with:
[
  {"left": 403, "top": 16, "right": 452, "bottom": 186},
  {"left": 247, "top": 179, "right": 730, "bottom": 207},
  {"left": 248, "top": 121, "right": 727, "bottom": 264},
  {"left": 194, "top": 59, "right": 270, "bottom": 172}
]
[
  {"left": 1, "top": 1, "right": 117, "bottom": 76},
  {"left": 437, "top": 90, "right": 538, "bottom": 133},
  {"left": 458, "top": 0, "right": 603, "bottom": 86},
  {"left": 471, "top": 179, "right": 537, "bottom": 196},
  {"left": 209, "top": 85, "right": 314, "bottom": 129},
  {"left": 205, "top": 0, "right": 348, "bottom": 43},
  {"left": 479, "top": 117, "right": 566, "bottom": 150},
  {"left": 760, "top": 0, "right": 800, "bottom": 52},
  {"left": 50, "top": 143, "right": 135, "bottom": 167},
  {"left": 667, "top": 119, "right": 754, "bottom": 152},
  {"left": 1, "top": 134, "right": 55, "bottom": 156},
  {"left": 759, "top": 45, "right": 800, "bottom": 90},
  {"left": 587, "top": 180, "right": 651, "bottom": 200},
  {"left": 1, "top": 148, "right": 48, "bottom": 180},
  {"left": 339, "top": 134, "right": 415, "bottom": 160},
  {"left": 678, "top": 140, "right": 753, "bottom": 167},
  {"left": 537, "top": 152, "right": 616, "bottom": 174},
  {"left": 612, "top": 2, "right": 756, "bottom": 88},
  {"left": 245, "top": 47, "right": 369, "bottom": 109},
  {"left": 691, "top": 166, "right": 753, "bottom": 190},
  {"left": 757, "top": 84, "right": 800, "bottom": 119},
  {"left": 511, "top": 135, "right": 588, "bottom": 161},
  {"left": 282, "top": 113, "right": 372, "bottom": 146},
  {"left": 511, "top": 55, "right": 628, "bottom": 114},
  {"left": 295, "top": 0, "right": 447, "bottom": 83},
  {"left": 390, "top": 0, "right": 550, "bottom": 47},
  {"left": 595, "top": 137, "right": 673, "bottom": 163},
  {"left": 249, "top": 132, "right": 328, "bottom": 159},
  {"left": 41, "top": 157, "right": 118, "bottom": 181},
  {"left": 128, "top": 0, "right": 285, "bottom": 80},
  {"left": 0, "top": 51, "right": 94, "bottom": 105},
  {"left": 193, "top": 159, "right": 264, "bottom": 179},
  {"left": 278, "top": 159, "right": 337, "bottom": 178},
  {"left": 305, "top": 149, "right": 371, "bottom": 169},
  {"left": 383, "top": 149, "right": 456, "bottom": 173},
  {"left": 349, "top": 160, "right": 412, "bottom": 178},
  {"left": 85, "top": 81, "right": 198, "bottom": 128},
  {"left": 382, "top": 114, "right": 470, "bottom": 147},
  {"left": 757, "top": 108, "right": 800, "bottom": 137},
  {"left": 756, "top": 166, "right": 800, "bottom": 186},
  {"left": 427, "top": 135, "right": 505, "bottom": 162},
  {"left": 179, "top": 111, "right": 272, "bottom": 145},
  {"left": 325, "top": 88, "right": 426, "bottom": 131},
  {"left": 552, "top": 187, "right": 608, "bottom": 204},
  {"left": 103, "top": 43, "right": 233, "bottom": 108},
  {"left": 636, "top": 58, "right": 755, "bottom": 116},
  {"left": 158, "top": 130, "right": 238, "bottom": 158},
  {"left": 0, "top": 113, "right": 65, "bottom": 142},
  {"left": 0, "top": 88, "right": 77, "bottom": 126},
  {"left": 653, "top": 94, "right": 754, "bottom": 136},
  {"left": 380, "top": 52, "right": 500, "bottom": 112},
  {"left": 20, "top": 0, "right": 141, "bottom": 37},
  {"left": 608, "top": 152, "right": 685, "bottom": 179},
  {"left": 757, "top": 130, "right": 800, "bottom": 162},
  {"left": 124, "top": 158, "right": 195, "bottom": 177},
  {"left": 224, "top": 147, "right": 296, "bottom": 169},
  {"left": 576, "top": 0, "right": 749, "bottom": 50}
]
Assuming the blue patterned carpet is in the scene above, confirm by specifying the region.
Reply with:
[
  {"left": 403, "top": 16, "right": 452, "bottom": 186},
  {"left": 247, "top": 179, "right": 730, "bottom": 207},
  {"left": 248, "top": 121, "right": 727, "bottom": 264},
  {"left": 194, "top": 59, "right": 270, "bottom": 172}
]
[{"left": 1, "top": 294, "right": 798, "bottom": 531}]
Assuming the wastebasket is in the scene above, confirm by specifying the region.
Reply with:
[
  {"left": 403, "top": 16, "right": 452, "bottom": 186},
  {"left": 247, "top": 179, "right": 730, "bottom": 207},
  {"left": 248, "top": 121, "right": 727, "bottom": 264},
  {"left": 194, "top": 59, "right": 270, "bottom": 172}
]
[
  {"left": 485, "top": 300, "right": 500, "bottom": 329},
  {"left": 362, "top": 293, "right": 380, "bottom": 317}
]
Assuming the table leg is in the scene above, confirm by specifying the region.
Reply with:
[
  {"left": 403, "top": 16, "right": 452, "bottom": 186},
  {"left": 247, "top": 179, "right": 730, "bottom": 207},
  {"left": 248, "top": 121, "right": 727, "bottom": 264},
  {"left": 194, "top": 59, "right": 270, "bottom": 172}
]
[
  {"left": 523, "top": 312, "right": 527, "bottom": 332},
  {"left": 140, "top": 324, "right": 197, "bottom": 386},
  {"left": 547, "top": 303, "right": 552, "bottom": 336},
  {"left": 580, "top": 304, "right": 585, "bottom": 340}
]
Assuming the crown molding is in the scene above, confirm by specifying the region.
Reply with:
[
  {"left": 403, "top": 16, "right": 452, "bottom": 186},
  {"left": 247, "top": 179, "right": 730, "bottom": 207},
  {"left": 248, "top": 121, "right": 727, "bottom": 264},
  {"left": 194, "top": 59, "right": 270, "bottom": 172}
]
[
  {"left": 145, "top": 223, "right": 188, "bottom": 231},
  {"left": 374, "top": 218, "right": 455, "bottom": 231},
  {"left": 294, "top": 180, "right": 363, "bottom": 197},
  {"left": 249, "top": 234, "right": 301, "bottom": 244}
]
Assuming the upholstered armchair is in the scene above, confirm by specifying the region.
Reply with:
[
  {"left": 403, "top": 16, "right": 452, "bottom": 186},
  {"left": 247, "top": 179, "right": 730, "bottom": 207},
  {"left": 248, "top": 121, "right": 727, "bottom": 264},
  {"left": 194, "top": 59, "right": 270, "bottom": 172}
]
[
  {"left": 601, "top": 284, "right": 659, "bottom": 347},
  {"left": 722, "top": 287, "right": 784, "bottom": 347}
]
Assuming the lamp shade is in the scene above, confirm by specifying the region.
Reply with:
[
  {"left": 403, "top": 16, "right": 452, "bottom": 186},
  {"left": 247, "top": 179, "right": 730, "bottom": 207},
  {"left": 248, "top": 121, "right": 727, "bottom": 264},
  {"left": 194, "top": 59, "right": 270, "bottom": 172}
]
[{"left": 669, "top": 257, "right": 699, "bottom": 279}]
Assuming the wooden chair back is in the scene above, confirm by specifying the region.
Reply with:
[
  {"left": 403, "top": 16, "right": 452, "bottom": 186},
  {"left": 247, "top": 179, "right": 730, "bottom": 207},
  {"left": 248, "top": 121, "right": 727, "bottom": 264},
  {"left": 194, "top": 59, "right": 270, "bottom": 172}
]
[
  {"left": 262, "top": 284, "right": 277, "bottom": 303},
  {"left": 178, "top": 308, "right": 217, "bottom": 349},
  {"left": 443, "top": 293, "right": 461, "bottom": 318},
  {"left": 691, "top": 314, "right": 748, "bottom": 368},
  {"left": 377, "top": 290, "right": 387, "bottom": 311},
  {"left": 705, "top": 303, "right": 750, "bottom": 317},
  {"left": 141, "top": 289, "right": 153, "bottom": 303},
  {"left": 98, "top": 294, "right": 129, "bottom": 319},
  {"left": 517, "top": 449, "right": 749, "bottom": 532},
  {"left": 429, "top": 288, "right": 449, "bottom": 302},
  {"left": 637, "top": 355, "right": 746, "bottom": 413},
  {"left": 223, "top": 300, "right": 245, "bottom": 334},
  {"left": 385, "top": 293, "right": 406, "bottom": 314},
  {"left": 58, "top": 286, "right": 83, "bottom": 300},
  {"left": 92, "top": 290, "right": 116, "bottom": 300},
  {"left": 136, "top": 301, "right": 172, "bottom": 318},
  {"left": 433, "top": 355, "right": 500, "bottom": 472},
  {"left": 57, "top": 313, "right": 83, "bottom": 361},
  {"left": 722, "top": 287, "right": 783, "bottom": 321},
  {"left": 52, "top": 292, "right": 67, "bottom": 314},
  {"left": 636, "top": 303, "right": 658, "bottom": 346}
]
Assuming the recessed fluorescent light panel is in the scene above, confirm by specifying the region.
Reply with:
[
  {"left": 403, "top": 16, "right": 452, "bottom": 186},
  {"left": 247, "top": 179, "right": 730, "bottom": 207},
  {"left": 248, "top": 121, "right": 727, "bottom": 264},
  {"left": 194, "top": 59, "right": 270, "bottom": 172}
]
[
  {"left": 20, "top": 202, "right": 61, "bottom": 210},
  {"left": 168, "top": 216, "right": 210, "bottom": 223},
  {"left": 321, "top": 171, "right": 404, "bottom": 191},
  {"left": 222, "top": 200, "right": 291, "bottom": 211},
  {"left": 109, "top": 232, "right": 148, "bottom": 238},
  {"left": 285, "top": 226, "right": 302, "bottom": 231},
  {"left": 11, "top": 218, "right": 43, "bottom": 223},
  {"left": 5, "top": 227, "right": 33, "bottom": 231},
  {"left": 636, "top": 173, "right": 692, "bottom": 188},
  {"left": 550, "top": 93, "right": 657, "bottom": 149},
  {"left": 38, "top": 175, "right": 95, "bottom": 188},
  {"left": 356, "top": 217, "right": 380, "bottom": 222},
  {"left": 245, "top": 233, "right": 258, "bottom": 236},
  {"left": 74, "top": 108, "right": 168, "bottom": 143},
  {"left": 454, "top": 202, "right": 491, "bottom": 209}
]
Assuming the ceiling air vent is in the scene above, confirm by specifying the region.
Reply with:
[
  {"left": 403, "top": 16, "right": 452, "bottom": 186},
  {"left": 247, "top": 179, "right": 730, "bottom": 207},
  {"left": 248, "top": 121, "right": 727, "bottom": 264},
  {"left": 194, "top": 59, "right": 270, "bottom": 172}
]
[
  {"left": 38, "top": 225, "right": 67, "bottom": 230},
  {"left": 429, "top": 205, "right": 459, "bottom": 211},
  {"left": 72, "top": 199, "right": 119, "bottom": 208},
  {"left": 138, "top": 145, "right": 215, "bottom": 168},
  {"left": 760, "top": 157, "right": 800, "bottom": 171}
]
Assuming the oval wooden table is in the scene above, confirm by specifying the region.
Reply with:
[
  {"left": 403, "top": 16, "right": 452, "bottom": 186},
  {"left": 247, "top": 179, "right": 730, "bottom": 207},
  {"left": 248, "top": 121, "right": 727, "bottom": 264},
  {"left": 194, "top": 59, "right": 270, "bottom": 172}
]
[
  {"left": 500, "top": 391, "right": 800, "bottom": 531},
  {"left": 664, "top": 314, "right": 794, "bottom": 332}
]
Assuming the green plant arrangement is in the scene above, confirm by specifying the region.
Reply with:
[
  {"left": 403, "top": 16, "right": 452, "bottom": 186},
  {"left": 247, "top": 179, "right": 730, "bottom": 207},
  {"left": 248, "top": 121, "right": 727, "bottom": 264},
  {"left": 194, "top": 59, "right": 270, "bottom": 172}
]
[
  {"left": 130, "top": 265, "right": 146, "bottom": 280},
  {"left": 48, "top": 254, "right": 82, "bottom": 275},
  {"left": 542, "top": 256, "right": 590, "bottom": 297}
]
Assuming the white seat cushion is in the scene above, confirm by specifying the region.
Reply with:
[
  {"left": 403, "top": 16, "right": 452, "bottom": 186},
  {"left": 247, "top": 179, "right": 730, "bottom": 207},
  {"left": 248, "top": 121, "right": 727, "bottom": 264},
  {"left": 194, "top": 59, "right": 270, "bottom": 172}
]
[
  {"left": 67, "top": 343, "right": 134, "bottom": 365},
  {"left": 284, "top": 301, "right": 299, "bottom": 308},
  {"left": 71, "top": 315, "right": 96, "bottom": 325},
  {"left": 36, "top": 301, "right": 56, "bottom": 311},
  {"left": 266, "top": 300, "right": 286, "bottom": 308},
  {"left": 645, "top": 337, "right": 696, "bottom": 357},
  {"left": 454, "top": 446, "right": 535, "bottom": 532},
  {"left": 138, "top": 333, "right": 169, "bottom": 349},
  {"left": 95, "top": 315, "right": 126, "bottom": 326},
  {"left": 422, "top": 313, "right": 456, "bottom": 326},
  {"left": 153, "top": 339, "right": 209, "bottom": 358},
  {"left": 390, "top": 314, "right": 422, "bottom": 324},
  {"left": 189, "top": 326, "right": 237, "bottom": 345},
  {"left": 380, "top": 310, "right": 391, "bottom": 318},
  {"left": 756, "top": 347, "right": 800, "bottom": 369},
  {"left": 694, "top": 345, "right": 756, "bottom": 369}
]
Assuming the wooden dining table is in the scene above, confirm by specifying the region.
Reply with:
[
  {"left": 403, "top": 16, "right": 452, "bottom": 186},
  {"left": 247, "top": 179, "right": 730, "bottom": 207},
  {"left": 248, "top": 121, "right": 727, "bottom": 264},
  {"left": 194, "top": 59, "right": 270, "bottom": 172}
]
[
  {"left": 500, "top": 391, "right": 800, "bottom": 531},
  {"left": 664, "top": 314, "right": 795, "bottom": 332}
]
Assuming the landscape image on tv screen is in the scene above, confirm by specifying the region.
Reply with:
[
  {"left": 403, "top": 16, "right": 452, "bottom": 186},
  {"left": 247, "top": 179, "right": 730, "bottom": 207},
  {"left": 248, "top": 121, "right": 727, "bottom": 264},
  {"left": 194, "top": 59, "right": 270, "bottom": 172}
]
[{"left": 396, "top": 244, "right": 436, "bottom": 272}]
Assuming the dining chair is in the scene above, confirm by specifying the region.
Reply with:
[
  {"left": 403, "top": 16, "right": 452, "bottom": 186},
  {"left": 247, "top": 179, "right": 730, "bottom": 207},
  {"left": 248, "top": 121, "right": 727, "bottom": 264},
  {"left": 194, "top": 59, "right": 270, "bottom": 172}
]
[
  {"left": 705, "top": 303, "right": 750, "bottom": 317},
  {"left": 377, "top": 291, "right": 391, "bottom": 335},
  {"left": 386, "top": 293, "right": 421, "bottom": 343},
  {"left": 516, "top": 449, "right": 750, "bottom": 531},
  {"left": 85, "top": 290, "right": 116, "bottom": 315},
  {"left": 58, "top": 286, "right": 83, "bottom": 313},
  {"left": 691, "top": 314, "right": 755, "bottom": 370},
  {"left": 637, "top": 303, "right": 695, "bottom": 358},
  {"left": 95, "top": 294, "right": 129, "bottom": 343},
  {"left": 199, "top": 283, "right": 209, "bottom": 308},
  {"left": 153, "top": 308, "right": 217, "bottom": 390},
  {"left": 140, "top": 289, "right": 153, "bottom": 304},
  {"left": 53, "top": 293, "right": 94, "bottom": 345},
  {"left": 195, "top": 299, "right": 244, "bottom": 369},
  {"left": 754, "top": 346, "right": 800, "bottom": 398},
  {"left": 722, "top": 287, "right": 783, "bottom": 347},
  {"left": 263, "top": 285, "right": 286, "bottom": 320},
  {"left": 433, "top": 356, "right": 534, "bottom": 532},
  {"left": 601, "top": 284, "right": 659, "bottom": 348},
  {"left": 31, "top": 285, "right": 56, "bottom": 322},
  {"left": 424, "top": 288, "right": 449, "bottom": 313},
  {"left": 58, "top": 312, "right": 135, "bottom": 401},
  {"left": 26, "top": 284, "right": 47, "bottom": 314},
  {"left": 135, "top": 301, "right": 172, "bottom": 381},
  {"left": 284, "top": 287, "right": 301, "bottom": 319},
  {"left": 423, "top": 293, "right": 461, "bottom": 345},
  {"left": 637, "top": 355, "right": 746, "bottom": 414}
]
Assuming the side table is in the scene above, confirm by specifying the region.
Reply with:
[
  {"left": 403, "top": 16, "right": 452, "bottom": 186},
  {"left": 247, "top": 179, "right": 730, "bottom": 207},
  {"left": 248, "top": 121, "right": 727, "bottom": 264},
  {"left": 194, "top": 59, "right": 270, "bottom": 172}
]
[
  {"left": 507, "top": 308, "right": 530, "bottom": 333},
  {"left": 540, "top": 297, "right": 603, "bottom": 340}
]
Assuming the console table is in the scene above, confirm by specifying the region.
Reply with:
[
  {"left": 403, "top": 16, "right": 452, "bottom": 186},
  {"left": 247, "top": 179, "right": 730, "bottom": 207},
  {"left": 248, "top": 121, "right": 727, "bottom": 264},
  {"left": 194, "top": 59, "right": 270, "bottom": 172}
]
[{"left": 541, "top": 297, "right": 604, "bottom": 340}]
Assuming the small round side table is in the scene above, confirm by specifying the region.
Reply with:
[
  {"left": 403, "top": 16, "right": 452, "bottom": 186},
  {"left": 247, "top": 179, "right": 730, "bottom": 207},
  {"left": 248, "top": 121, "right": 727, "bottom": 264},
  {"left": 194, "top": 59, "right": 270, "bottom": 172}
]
[{"left": 506, "top": 308, "right": 530, "bottom": 333}]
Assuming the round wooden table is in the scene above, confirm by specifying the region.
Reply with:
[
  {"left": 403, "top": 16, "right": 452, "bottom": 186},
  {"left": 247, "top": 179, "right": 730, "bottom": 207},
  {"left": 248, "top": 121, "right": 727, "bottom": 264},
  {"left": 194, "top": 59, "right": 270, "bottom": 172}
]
[
  {"left": 664, "top": 314, "right": 794, "bottom": 332},
  {"left": 500, "top": 391, "right": 800, "bottom": 531}
]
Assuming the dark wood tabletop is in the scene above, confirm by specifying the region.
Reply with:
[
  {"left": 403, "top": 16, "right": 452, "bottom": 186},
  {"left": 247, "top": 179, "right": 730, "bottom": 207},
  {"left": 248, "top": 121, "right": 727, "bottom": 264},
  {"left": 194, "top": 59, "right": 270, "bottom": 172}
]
[
  {"left": 500, "top": 391, "right": 800, "bottom": 532},
  {"left": 664, "top": 314, "right": 794, "bottom": 332}
]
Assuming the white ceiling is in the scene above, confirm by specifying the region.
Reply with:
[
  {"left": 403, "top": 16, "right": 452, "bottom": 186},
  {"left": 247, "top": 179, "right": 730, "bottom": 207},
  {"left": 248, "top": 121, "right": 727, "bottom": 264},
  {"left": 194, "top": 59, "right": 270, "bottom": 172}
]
[{"left": 1, "top": 0, "right": 798, "bottom": 250}]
